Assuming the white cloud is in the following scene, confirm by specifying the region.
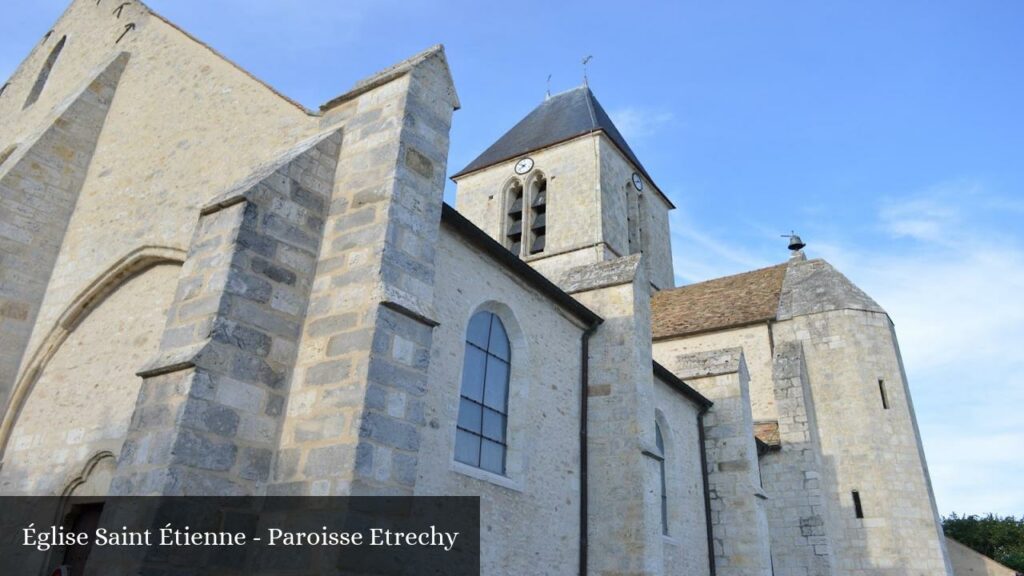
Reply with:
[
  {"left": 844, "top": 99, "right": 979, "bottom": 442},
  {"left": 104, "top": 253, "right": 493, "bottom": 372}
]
[{"left": 609, "top": 106, "right": 675, "bottom": 142}]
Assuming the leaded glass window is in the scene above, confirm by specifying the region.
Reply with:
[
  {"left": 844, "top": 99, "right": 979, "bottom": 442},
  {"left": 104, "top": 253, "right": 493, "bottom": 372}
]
[{"left": 455, "top": 311, "right": 510, "bottom": 474}]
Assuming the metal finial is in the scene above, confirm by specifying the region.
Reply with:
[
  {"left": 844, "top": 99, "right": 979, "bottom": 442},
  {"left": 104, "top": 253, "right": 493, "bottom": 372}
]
[
  {"left": 546, "top": 74, "right": 552, "bottom": 99},
  {"left": 781, "top": 231, "right": 806, "bottom": 252},
  {"left": 582, "top": 55, "right": 593, "bottom": 86}
]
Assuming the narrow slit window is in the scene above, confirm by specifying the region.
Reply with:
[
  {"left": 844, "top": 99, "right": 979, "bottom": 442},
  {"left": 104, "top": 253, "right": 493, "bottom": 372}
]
[
  {"left": 24, "top": 35, "right": 65, "bottom": 109},
  {"left": 505, "top": 180, "right": 524, "bottom": 256},
  {"left": 656, "top": 422, "right": 668, "bottom": 535},
  {"left": 878, "top": 379, "right": 889, "bottom": 410},
  {"left": 626, "top": 186, "right": 643, "bottom": 254},
  {"left": 852, "top": 490, "right": 864, "bottom": 519},
  {"left": 529, "top": 176, "right": 547, "bottom": 255},
  {"left": 454, "top": 311, "right": 511, "bottom": 475}
]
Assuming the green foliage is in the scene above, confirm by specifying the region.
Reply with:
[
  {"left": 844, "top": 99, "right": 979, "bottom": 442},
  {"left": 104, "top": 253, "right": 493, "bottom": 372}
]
[{"left": 943, "top": 513, "right": 1024, "bottom": 572}]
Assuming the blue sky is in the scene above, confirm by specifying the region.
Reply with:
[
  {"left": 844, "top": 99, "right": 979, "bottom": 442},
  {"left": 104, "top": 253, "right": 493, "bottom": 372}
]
[{"left": 2, "top": 1, "right": 1022, "bottom": 516}]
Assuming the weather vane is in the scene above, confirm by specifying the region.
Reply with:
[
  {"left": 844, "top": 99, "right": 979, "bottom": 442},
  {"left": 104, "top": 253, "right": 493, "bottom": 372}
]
[{"left": 582, "top": 55, "right": 593, "bottom": 86}]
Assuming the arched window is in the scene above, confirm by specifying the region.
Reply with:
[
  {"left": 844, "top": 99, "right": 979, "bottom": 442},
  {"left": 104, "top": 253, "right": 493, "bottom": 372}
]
[
  {"left": 505, "top": 180, "right": 524, "bottom": 255},
  {"left": 455, "top": 311, "right": 511, "bottom": 474},
  {"left": 24, "top": 35, "right": 66, "bottom": 109},
  {"left": 528, "top": 175, "right": 547, "bottom": 255},
  {"left": 656, "top": 422, "right": 668, "bottom": 535}
]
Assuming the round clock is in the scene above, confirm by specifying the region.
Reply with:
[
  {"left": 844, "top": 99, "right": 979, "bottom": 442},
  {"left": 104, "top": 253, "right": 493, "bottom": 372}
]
[
  {"left": 631, "top": 172, "right": 644, "bottom": 191},
  {"left": 514, "top": 157, "right": 534, "bottom": 175}
]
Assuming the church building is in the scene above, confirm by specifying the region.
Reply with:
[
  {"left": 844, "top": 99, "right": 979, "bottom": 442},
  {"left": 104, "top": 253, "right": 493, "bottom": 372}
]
[{"left": 0, "top": 2, "right": 953, "bottom": 574}]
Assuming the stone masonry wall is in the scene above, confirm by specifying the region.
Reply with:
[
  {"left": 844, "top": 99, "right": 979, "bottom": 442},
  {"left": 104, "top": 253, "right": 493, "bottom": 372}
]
[
  {"left": 453, "top": 132, "right": 675, "bottom": 292},
  {"left": 0, "top": 263, "right": 179, "bottom": 495},
  {"left": 454, "top": 135, "right": 604, "bottom": 275},
  {"left": 667, "top": 349, "right": 773, "bottom": 576},
  {"left": 597, "top": 135, "right": 674, "bottom": 290},
  {"left": 653, "top": 323, "right": 778, "bottom": 423},
  {"left": 415, "top": 227, "right": 587, "bottom": 575},
  {"left": 760, "top": 340, "right": 836, "bottom": 575},
  {"left": 571, "top": 257, "right": 666, "bottom": 576},
  {"left": 772, "top": 310, "right": 952, "bottom": 575},
  {"left": 108, "top": 131, "right": 339, "bottom": 496},
  {"left": 5, "top": 2, "right": 315, "bottom": 396},
  {"left": 272, "top": 48, "right": 458, "bottom": 497},
  {"left": 0, "top": 53, "right": 128, "bottom": 419},
  {"left": 654, "top": 375, "right": 711, "bottom": 576}
]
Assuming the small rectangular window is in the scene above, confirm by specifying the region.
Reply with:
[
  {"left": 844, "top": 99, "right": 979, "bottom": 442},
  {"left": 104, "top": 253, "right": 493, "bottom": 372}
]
[
  {"left": 852, "top": 490, "right": 864, "bottom": 519},
  {"left": 879, "top": 379, "right": 889, "bottom": 410}
]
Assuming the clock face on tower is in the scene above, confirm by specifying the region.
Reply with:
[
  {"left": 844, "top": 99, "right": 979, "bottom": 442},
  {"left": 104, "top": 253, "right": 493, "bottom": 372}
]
[
  {"left": 514, "top": 157, "right": 534, "bottom": 175},
  {"left": 631, "top": 172, "right": 644, "bottom": 191}
]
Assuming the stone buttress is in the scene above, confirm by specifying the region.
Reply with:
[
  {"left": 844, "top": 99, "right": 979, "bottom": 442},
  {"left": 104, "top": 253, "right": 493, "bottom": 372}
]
[{"left": 668, "top": 349, "right": 774, "bottom": 576}]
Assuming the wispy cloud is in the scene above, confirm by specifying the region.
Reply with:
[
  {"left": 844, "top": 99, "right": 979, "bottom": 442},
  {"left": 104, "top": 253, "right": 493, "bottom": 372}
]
[
  {"left": 609, "top": 106, "right": 675, "bottom": 142},
  {"left": 669, "top": 180, "right": 1024, "bottom": 515},
  {"left": 669, "top": 209, "right": 773, "bottom": 283}
]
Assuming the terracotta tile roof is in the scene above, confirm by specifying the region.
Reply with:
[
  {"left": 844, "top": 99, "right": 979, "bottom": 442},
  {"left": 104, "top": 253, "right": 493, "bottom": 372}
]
[
  {"left": 651, "top": 263, "right": 788, "bottom": 339},
  {"left": 754, "top": 421, "right": 781, "bottom": 449}
]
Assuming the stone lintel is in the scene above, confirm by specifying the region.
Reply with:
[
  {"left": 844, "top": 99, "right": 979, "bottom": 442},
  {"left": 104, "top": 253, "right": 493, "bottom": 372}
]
[{"left": 672, "top": 348, "right": 744, "bottom": 379}]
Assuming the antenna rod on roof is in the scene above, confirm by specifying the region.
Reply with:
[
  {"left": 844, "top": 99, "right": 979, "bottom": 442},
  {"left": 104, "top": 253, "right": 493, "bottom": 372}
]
[{"left": 582, "top": 55, "right": 593, "bottom": 86}]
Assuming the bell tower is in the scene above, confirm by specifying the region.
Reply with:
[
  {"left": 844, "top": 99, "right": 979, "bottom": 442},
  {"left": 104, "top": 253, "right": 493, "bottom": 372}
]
[{"left": 452, "top": 86, "right": 676, "bottom": 290}]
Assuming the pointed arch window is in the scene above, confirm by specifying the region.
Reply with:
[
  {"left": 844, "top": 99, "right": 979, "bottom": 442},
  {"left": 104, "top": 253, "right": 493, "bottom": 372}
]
[
  {"left": 24, "top": 35, "right": 66, "bottom": 109},
  {"left": 455, "top": 311, "right": 510, "bottom": 474},
  {"left": 656, "top": 422, "right": 668, "bottom": 535}
]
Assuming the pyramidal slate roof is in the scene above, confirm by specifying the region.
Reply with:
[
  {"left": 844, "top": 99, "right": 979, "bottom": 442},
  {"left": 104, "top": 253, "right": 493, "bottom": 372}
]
[{"left": 451, "top": 86, "right": 655, "bottom": 187}]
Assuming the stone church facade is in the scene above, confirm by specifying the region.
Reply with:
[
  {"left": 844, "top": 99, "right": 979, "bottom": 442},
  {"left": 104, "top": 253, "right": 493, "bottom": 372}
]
[{"left": 0, "top": 2, "right": 952, "bottom": 575}]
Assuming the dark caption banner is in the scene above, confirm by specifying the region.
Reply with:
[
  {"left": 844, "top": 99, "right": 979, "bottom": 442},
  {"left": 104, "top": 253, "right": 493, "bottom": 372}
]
[{"left": 0, "top": 496, "right": 480, "bottom": 576}]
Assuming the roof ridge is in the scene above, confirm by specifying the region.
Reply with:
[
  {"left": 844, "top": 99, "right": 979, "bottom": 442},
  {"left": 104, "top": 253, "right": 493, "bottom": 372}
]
[
  {"left": 582, "top": 86, "right": 599, "bottom": 129},
  {"left": 664, "top": 261, "right": 789, "bottom": 293}
]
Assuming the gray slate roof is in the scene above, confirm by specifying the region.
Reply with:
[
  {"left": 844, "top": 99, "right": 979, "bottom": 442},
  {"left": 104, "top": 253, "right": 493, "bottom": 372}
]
[{"left": 451, "top": 86, "right": 655, "bottom": 186}]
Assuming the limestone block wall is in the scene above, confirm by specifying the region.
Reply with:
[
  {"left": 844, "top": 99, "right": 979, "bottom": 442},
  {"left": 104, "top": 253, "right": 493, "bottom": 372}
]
[
  {"left": 760, "top": 340, "right": 836, "bottom": 575},
  {"left": 772, "top": 310, "right": 952, "bottom": 575},
  {"left": 570, "top": 258, "right": 666, "bottom": 576},
  {"left": 454, "top": 135, "right": 603, "bottom": 267},
  {"left": 0, "top": 262, "right": 179, "bottom": 494},
  {"left": 653, "top": 323, "right": 777, "bottom": 422},
  {"left": 1, "top": 0, "right": 318, "bottom": 430},
  {"left": 664, "top": 349, "right": 773, "bottom": 576},
  {"left": 0, "top": 53, "right": 128, "bottom": 416},
  {"left": 654, "top": 375, "right": 711, "bottom": 576},
  {"left": 108, "top": 132, "right": 339, "bottom": 496},
  {"left": 596, "top": 135, "right": 674, "bottom": 290},
  {"left": 453, "top": 133, "right": 676, "bottom": 292},
  {"left": 273, "top": 48, "right": 458, "bottom": 496},
  {"left": 415, "top": 227, "right": 587, "bottom": 575}
]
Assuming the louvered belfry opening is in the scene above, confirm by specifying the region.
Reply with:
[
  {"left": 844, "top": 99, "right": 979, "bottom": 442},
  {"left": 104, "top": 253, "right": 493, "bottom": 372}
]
[
  {"left": 505, "top": 180, "right": 524, "bottom": 255},
  {"left": 529, "top": 176, "right": 547, "bottom": 254}
]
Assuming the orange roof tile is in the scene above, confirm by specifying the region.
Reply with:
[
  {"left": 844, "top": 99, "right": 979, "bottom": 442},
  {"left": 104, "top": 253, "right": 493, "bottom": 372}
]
[{"left": 652, "top": 263, "right": 788, "bottom": 339}]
